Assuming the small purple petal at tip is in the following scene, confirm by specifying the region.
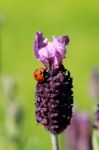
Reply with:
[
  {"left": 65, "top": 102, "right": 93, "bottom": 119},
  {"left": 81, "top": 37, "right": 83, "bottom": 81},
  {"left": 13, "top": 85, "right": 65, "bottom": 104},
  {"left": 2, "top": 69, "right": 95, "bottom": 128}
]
[
  {"left": 34, "top": 32, "right": 47, "bottom": 59},
  {"left": 33, "top": 32, "right": 70, "bottom": 70},
  {"left": 57, "top": 35, "right": 69, "bottom": 46}
]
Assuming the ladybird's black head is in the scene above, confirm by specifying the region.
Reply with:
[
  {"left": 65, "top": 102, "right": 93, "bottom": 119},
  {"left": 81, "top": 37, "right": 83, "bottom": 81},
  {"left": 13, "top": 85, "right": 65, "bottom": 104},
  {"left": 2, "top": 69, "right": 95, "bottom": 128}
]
[{"left": 43, "top": 69, "right": 51, "bottom": 79}]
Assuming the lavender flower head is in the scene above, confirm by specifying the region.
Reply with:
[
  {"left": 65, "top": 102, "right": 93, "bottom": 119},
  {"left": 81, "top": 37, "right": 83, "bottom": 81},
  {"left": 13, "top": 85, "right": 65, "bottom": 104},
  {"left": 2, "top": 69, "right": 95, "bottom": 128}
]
[{"left": 33, "top": 32, "right": 73, "bottom": 134}]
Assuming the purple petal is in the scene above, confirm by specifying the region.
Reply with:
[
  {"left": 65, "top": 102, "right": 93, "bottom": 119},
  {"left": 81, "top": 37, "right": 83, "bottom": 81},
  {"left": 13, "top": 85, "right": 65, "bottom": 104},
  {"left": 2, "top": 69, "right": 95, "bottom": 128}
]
[
  {"left": 53, "top": 35, "right": 69, "bottom": 59},
  {"left": 57, "top": 35, "right": 69, "bottom": 46},
  {"left": 54, "top": 51, "right": 62, "bottom": 68},
  {"left": 34, "top": 32, "right": 47, "bottom": 59},
  {"left": 33, "top": 32, "right": 69, "bottom": 70}
]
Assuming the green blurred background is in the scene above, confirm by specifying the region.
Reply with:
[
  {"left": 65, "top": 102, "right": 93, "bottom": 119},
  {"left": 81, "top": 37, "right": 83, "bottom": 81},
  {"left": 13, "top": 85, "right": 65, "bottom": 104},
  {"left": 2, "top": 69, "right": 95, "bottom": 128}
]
[{"left": 0, "top": 0, "right": 99, "bottom": 149}]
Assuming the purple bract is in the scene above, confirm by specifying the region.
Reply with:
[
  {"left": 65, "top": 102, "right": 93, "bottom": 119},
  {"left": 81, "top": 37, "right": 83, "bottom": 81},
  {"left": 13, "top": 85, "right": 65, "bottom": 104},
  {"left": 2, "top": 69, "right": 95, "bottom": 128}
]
[{"left": 34, "top": 32, "right": 69, "bottom": 70}]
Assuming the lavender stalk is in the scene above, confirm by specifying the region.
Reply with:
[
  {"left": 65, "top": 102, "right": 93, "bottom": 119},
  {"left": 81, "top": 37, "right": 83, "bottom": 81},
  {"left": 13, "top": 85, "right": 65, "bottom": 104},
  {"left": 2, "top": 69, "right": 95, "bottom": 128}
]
[{"left": 50, "top": 134, "right": 59, "bottom": 150}]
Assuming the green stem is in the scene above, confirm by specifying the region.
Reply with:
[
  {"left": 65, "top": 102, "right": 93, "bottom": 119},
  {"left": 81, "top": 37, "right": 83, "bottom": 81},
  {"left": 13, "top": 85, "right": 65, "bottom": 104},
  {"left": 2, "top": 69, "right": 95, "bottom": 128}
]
[{"left": 50, "top": 134, "right": 59, "bottom": 150}]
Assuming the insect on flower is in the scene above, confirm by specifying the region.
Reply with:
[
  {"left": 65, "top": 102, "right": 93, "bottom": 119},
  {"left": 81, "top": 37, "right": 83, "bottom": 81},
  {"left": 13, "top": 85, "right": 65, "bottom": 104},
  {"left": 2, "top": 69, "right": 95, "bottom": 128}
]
[{"left": 33, "top": 67, "right": 50, "bottom": 82}]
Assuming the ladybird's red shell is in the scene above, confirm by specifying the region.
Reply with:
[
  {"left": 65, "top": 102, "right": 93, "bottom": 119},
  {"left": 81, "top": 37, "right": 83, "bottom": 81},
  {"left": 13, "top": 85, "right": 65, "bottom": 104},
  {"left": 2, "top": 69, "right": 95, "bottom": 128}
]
[{"left": 33, "top": 67, "right": 46, "bottom": 82}]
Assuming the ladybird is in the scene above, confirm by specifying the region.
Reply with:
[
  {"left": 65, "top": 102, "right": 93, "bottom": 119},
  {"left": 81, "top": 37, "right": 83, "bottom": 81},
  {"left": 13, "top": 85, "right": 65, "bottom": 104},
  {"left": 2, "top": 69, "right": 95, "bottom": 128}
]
[{"left": 33, "top": 67, "right": 47, "bottom": 82}]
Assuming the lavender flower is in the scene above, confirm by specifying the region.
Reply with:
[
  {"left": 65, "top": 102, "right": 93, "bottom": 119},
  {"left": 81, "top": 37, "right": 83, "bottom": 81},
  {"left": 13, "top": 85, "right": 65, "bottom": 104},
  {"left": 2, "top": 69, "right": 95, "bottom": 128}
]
[
  {"left": 65, "top": 112, "right": 92, "bottom": 150},
  {"left": 33, "top": 32, "right": 73, "bottom": 134},
  {"left": 93, "top": 105, "right": 99, "bottom": 130}
]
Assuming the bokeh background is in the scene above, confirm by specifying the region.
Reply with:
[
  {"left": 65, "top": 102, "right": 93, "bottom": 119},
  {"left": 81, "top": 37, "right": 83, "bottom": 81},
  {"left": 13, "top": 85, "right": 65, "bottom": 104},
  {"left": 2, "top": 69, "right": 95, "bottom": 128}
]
[{"left": 0, "top": 0, "right": 99, "bottom": 150}]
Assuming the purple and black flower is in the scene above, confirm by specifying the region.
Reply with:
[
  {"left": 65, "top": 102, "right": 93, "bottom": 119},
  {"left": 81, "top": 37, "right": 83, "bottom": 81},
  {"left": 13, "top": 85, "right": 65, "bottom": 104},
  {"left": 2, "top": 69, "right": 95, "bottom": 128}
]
[
  {"left": 66, "top": 112, "right": 92, "bottom": 150},
  {"left": 93, "top": 104, "right": 99, "bottom": 130},
  {"left": 33, "top": 32, "right": 73, "bottom": 134}
]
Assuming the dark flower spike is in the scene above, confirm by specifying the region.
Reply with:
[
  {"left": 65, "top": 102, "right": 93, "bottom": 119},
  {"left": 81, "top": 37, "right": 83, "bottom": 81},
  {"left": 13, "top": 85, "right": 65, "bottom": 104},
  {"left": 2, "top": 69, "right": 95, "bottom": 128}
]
[{"left": 33, "top": 32, "right": 73, "bottom": 134}]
